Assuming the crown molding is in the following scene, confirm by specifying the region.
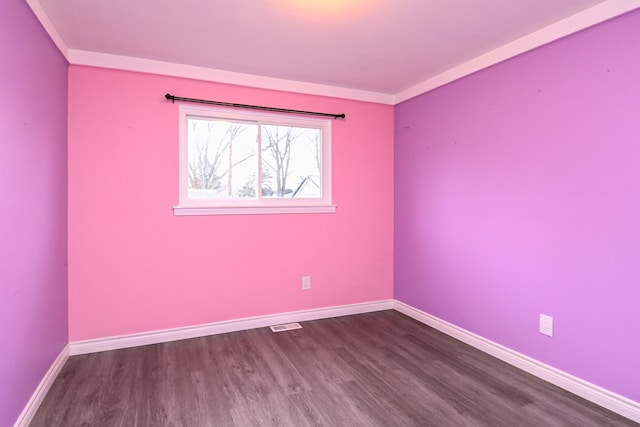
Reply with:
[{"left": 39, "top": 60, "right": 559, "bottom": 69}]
[
  {"left": 394, "top": 0, "right": 640, "bottom": 104},
  {"left": 26, "top": 0, "right": 68, "bottom": 58},
  {"left": 27, "top": 0, "right": 639, "bottom": 105},
  {"left": 66, "top": 49, "right": 395, "bottom": 104}
]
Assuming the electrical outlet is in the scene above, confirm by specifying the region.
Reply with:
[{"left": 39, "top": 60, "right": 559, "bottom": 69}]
[
  {"left": 539, "top": 314, "right": 553, "bottom": 337},
  {"left": 302, "top": 276, "right": 311, "bottom": 290}
]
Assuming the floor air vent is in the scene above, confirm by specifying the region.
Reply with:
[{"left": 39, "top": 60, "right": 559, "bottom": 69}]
[{"left": 270, "top": 322, "right": 302, "bottom": 332}]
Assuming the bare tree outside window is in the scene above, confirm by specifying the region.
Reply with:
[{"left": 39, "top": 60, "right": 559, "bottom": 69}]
[
  {"left": 262, "top": 124, "right": 321, "bottom": 198},
  {"left": 187, "top": 118, "right": 258, "bottom": 198}
]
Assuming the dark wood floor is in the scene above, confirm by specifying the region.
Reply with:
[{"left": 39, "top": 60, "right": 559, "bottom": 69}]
[{"left": 31, "top": 310, "right": 637, "bottom": 426}]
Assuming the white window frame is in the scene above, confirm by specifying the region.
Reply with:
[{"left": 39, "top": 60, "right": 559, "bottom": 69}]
[{"left": 174, "top": 105, "right": 336, "bottom": 216}]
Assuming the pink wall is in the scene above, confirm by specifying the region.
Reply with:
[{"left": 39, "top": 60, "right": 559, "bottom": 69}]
[
  {"left": 0, "top": 0, "right": 68, "bottom": 425},
  {"left": 68, "top": 66, "right": 394, "bottom": 341},
  {"left": 394, "top": 10, "right": 640, "bottom": 402}
]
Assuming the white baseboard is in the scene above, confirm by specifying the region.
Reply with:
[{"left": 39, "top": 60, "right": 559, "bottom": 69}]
[
  {"left": 14, "top": 344, "right": 70, "bottom": 427},
  {"left": 70, "top": 299, "right": 394, "bottom": 355},
  {"left": 21, "top": 300, "right": 640, "bottom": 424},
  {"left": 393, "top": 300, "right": 640, "bottom": 424}
]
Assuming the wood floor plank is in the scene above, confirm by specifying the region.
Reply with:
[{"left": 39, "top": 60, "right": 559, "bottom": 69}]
[
  {"left": 243, "top": 328, "right": 312, "bottom": 396},
  {"left": 30, "top": 311, "right": 638, "bottom": 426}
]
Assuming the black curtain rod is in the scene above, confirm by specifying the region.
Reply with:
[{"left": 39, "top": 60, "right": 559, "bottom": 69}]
[{"left": 165, "top": 93, "right": 345, "bottom": 120}]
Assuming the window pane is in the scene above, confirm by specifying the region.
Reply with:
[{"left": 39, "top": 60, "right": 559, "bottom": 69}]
[
  {"left": 187, "top": 118, "right": 258, "bottom": 199},
  {"left": 261, "top": 124, "right": 322, "bottom": 198}
]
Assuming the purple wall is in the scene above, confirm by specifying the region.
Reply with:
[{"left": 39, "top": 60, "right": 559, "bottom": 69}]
[
  {"left": 395, "top": 10, "right": 640, "bottom": 402},
  {"left": 0, "top": 0, "right": 68, "bottom": 425}
]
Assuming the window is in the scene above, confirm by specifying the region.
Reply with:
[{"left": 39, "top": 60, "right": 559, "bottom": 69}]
[{"left": 175, "top": 105, "right": 335, "bottom": 215}]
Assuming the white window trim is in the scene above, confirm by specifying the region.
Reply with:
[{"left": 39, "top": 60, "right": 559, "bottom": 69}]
[
  {"left": 174, "top": 105, "right": 335, "bottom": 216},
  {"left": 173, "top": 205, "right": 337, "bottom": 216}
]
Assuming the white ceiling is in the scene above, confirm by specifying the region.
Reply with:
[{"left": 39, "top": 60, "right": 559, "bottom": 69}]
[{"left": 28, "top": 0, "right": 639, "bottom": 104}]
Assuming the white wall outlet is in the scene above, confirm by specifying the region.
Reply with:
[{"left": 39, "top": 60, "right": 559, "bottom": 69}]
[
  {"left": 540, "top": 314, "right": 553, "bottom": 337},
  {"left": 302, "top": 276, "right": 311, "bottom": 290}
]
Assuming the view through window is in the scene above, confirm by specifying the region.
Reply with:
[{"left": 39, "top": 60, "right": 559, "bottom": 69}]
[{"left": 177, "top": 106, "right": 333, "bottom": 214}]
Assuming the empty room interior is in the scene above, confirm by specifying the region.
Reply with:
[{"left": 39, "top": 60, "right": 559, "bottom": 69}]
[{"left": 2, "top": 0, "right": 640, "bottom": 425}]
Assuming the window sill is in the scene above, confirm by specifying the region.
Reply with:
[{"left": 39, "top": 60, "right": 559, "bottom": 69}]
[{"left": 173, "top": 205, "right": 337, "bottom": 216}]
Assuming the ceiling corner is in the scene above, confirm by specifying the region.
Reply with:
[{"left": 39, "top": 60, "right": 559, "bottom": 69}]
[
  {"left": 27, "top": 0, "right": 69, "bottom": 59},
  {"left": 392, "top": 0, "right": 640, "bottom": 105}
]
